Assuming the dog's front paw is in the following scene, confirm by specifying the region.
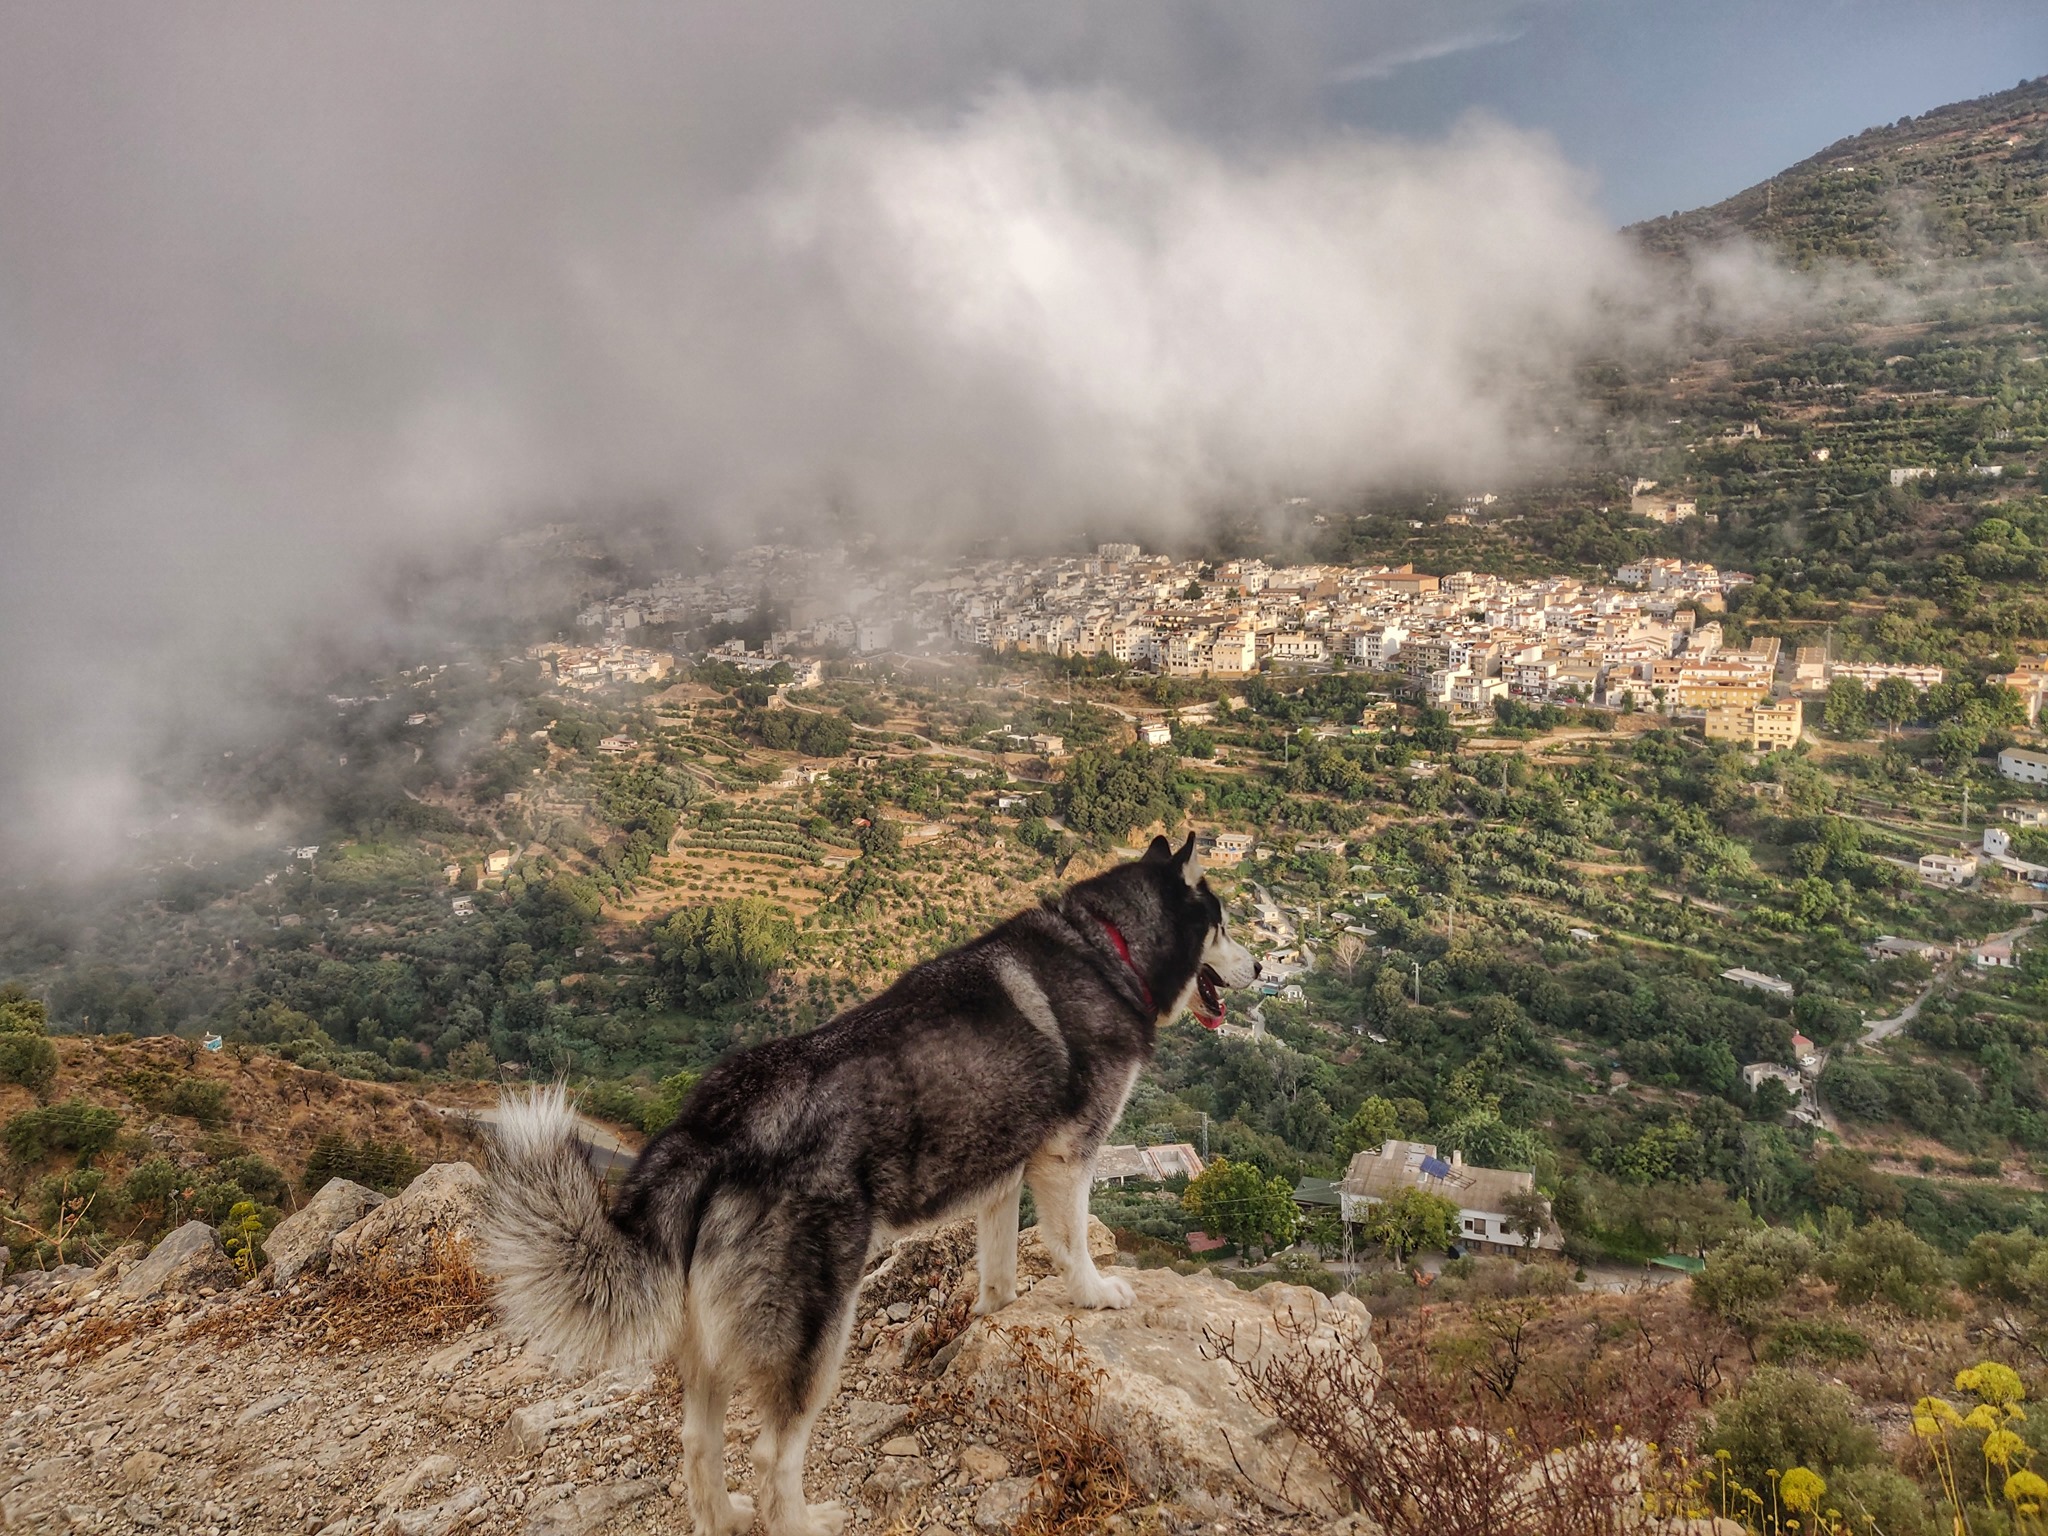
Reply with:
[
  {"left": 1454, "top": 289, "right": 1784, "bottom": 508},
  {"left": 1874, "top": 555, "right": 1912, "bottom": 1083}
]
[
  {"left": 973, "top": 1284, "right": 1017, "bottom": 1316},
  {"left": 794, "top": 1499, "right": 849, "bottom": 1536},
  {"left": 710, "top": 1491, "right": 755, "bottom": 1536},
  {"left": 1068, "top": 1271, "right": 1135, "bottom": 1310}
]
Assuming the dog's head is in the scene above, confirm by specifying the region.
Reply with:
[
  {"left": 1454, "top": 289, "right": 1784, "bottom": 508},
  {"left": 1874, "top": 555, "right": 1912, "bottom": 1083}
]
[{"left": 1133, "top": 833, "right": 1259, "bottom": 1028}]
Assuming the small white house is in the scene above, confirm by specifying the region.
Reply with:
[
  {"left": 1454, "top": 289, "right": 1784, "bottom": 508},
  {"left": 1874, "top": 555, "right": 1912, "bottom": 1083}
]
[
  {"left": 1742, "top": 1062, "right": 1802, "bottom": 1095},
  {"left": 1919, "top": 852, "right": 1977, "bottom": 887},
  {"left": 1999, "top": 748, "right": 2048, "bottom": 786},
  {"left": 1207, "top": 831, "right": 1256, "bottom": 864},
  {"left": 1975, "top": 939, "right": 2018, "bottom": 969}
]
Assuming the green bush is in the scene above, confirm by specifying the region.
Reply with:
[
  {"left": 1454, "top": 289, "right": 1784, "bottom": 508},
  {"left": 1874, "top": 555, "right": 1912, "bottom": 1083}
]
[
  {"left": 1823, "top": 1465, "right": 1935, "bottom": 1536},
  {"left": 301, "top": 1132, "right": 421, "bottom": 1195},
  {"left": 0, "top": 1033, "right": 57, "bottom": 1096},
  {"left": 163, "top": 1078, "right": 231, "bottom": 1129},
  {"left": 118, "top": 1066, "right": 232, "bottom": 1127},
  {"left": 0, "top": 986, "right": 58, "bottom": 1095},
  {"left": 1705, "top": 1366, "right": 1879, "bottom": 1489},
  {"left": 10, "top": 1168, "right": 111, "bottom": 1267},
  {"left": 1762, "top": 1318, "right": 1870, "bottom": 1364},
  {"left": 576, "top": 1079, "right": 651, "bottom": 1132},
  {"left": 1820, "top": 1217, "right": 1951, "bottom": 1316},
  {"left": 4, "top": 1100, "right": 123, "bottom": 1163},
  {"left": 217, "top": 1154, "right": 288, "bottom": 1208},
  {"left": 119, "top": 1156, "right": 188, "bottom": 1229}
]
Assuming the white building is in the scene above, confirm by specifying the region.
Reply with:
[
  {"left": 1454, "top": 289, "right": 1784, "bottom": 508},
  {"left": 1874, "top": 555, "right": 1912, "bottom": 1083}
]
[
  {"left": 1919, "top": 852, "right": 1978, "bottom": 886},
  {"left": 1742, "top": 1062, "right": 1802, "bottom": 1095},
  {"left": 1999, "top": 748, "right": 2048, "bottom": 786}
]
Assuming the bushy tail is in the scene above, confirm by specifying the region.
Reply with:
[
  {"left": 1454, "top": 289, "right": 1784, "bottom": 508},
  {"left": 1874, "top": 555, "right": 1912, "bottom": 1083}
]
[{"left": 479, "top": 1085, "right": 672, "bottom": 1370}]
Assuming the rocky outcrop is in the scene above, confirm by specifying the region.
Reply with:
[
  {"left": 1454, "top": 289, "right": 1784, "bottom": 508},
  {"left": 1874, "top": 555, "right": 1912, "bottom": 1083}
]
[
  {"left": 874, "top": 1217, "right": 1380, "bottom": 1519},
  {"left": 117, "top": 1221, "right": 235, "bottom": 1302},
  {"left": 0, "top": 1162, "right": 1708, "bottom": 1535},
  {"left": 264, "top": 1178, "right": 386, "bottom": 1286},
  {"left": 326, "top": 1162, "right": 483, "bottom": 1280},
  {"left": 957, "top": 1269, "right": 1375, "bottom": 1516}
]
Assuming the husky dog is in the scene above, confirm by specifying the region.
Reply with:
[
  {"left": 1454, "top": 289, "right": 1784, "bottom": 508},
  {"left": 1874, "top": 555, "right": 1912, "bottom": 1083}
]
[{"left": 482, "top": 833, "right": 1257, "bottom": 1536}]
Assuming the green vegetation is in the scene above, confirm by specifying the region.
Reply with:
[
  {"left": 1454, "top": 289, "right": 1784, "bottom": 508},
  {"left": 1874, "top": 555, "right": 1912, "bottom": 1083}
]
[
  {"left": 1358, "top": 1187, "right": 1462, "bottom": 1263},
  {"left": 3, "top": 1099, "right": 122, "bottom": 1163},
  {"left": 1180, "top": 1156, "right": 1299, "bottom": 1257},
  {"left": 300, "top": 1133, "right": 424, "bottom": 1196},
  {"left": 0, "top": 984, "right": 57, "bottom": 1094}
]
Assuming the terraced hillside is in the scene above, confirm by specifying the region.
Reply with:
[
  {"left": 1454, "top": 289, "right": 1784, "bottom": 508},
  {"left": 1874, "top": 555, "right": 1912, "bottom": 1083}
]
[{"left": 1634, "top": 74, "right": 2048, "bottom": 265}]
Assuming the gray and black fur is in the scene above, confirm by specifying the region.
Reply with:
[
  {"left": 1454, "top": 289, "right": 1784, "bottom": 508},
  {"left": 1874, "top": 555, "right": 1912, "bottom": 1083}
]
[{"left": 482, "top": 834, "right": 1256, "bottom": 1536}]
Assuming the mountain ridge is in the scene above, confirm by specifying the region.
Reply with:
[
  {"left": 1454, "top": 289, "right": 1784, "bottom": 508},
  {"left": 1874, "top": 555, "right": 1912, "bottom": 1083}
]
[{"left": 1632, "top": 74, "right": 2048, "bottom": 265}]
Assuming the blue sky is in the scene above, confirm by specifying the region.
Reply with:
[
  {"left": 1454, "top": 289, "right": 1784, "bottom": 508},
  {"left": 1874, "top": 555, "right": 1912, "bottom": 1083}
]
[{"left": 1323, "top": 0, "right": 2048, "bottom": 223}]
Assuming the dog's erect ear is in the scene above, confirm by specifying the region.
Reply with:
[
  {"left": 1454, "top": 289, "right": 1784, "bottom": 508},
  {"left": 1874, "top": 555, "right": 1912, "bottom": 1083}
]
[
  {"left": 1143, "top": 835, "right": 1174, "bottom": 863},
  {"left": 1173, "top": 832, "right": 1203, "bottom": 887}
]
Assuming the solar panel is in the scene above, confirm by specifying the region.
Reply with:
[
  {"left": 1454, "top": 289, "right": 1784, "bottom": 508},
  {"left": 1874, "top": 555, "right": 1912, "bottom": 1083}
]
[{"left": 1419, "top": 1155, "right": 1453, "bottom": 1180}]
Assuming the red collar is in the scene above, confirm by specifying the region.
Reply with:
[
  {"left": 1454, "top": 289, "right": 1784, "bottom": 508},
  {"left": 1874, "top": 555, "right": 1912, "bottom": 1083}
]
[{"left": 1097, "top": 917, "right": 1155, "bottom": 1013}]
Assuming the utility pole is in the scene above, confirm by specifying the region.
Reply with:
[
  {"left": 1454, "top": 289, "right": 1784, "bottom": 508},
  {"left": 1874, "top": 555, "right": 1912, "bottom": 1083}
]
[
  {"left": 1413, "top": 961, "right": 1422, "bottom": 1006},
  {"left": 1200, "top": 1112, "right": 1209, "bottom": 1161},
  {"left": 1963, "top": 782, "right": 1971, "bottom": 833}
]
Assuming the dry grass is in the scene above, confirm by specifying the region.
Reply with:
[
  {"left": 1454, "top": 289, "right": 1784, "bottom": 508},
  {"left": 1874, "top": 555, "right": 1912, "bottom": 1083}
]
[
  {"left": 316, "top": 1232, "right": 493, "bottom": 1349},
  {"left": 1207, "top": 1307, "right": 1694, "bottom": 1536},
  {"left": 183, "top": 1232, "right": 492, "bottom": 1355},
  {"left": 975, "top": 1320, "right": 1136, "bottom": 1535},
  {"left": 27, "top": 1302, "right": 159, "bottom": 1365}
]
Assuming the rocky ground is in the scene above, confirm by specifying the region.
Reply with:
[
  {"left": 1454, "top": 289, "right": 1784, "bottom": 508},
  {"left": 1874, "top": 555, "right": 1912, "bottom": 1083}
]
[{"left": 0, "top": 1162, "right": 1381, "bottom": 1536}]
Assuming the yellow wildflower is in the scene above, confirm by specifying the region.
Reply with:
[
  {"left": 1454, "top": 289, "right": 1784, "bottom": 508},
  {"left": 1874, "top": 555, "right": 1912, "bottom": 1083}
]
[
  {"left": 1985, "top": 1428, "right": 2028, "bottom": 1469},
  {"left": 1959, "top": 1362, "right": 2027, "bottom": 1406},
  {"left": 2006, "top": 1468, "right": 2048, "bottom": 1508},
  {"left": 1780, "top": 1467, "right": 1827, "bottom": 1514},
  {"left": 1916, "top": 1395, "right": 1964, "bottom": 1427},
  {"left": 1965, "top": 1403, "right": 2002, "bottom": 1433}
]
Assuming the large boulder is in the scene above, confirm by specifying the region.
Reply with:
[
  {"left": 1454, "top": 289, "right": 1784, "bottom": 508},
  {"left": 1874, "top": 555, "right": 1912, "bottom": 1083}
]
[
  {"left": 328, "top": 1162, "right": 484, "bottom": 1280},
  {"left": 118, "top": 1221, "right": 235, "bottom": 1302},
  {"left": 265, "top": 1178, "right": 386, "bottom": 1286},
  {"left": 947, "top": 1262, "right": 1374, "bottom": 1519},
  {"left": 857, "top": 1215, "right": 1377, "bottom": 1521}
]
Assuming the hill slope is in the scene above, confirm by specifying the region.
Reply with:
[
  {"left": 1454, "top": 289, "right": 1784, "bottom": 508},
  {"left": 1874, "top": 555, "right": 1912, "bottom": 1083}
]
[{"left": 1633, "top": 74, "right": 2048, "bottom": 265}]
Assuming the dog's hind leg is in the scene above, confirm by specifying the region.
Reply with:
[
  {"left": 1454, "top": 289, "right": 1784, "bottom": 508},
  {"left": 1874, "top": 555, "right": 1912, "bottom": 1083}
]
[
  {"left": 972, "top": 1167, "right": 1023, "bottom": 1315},
  {"left": 676, "top": 1325, "right": 753, "bottom": 1535},
  {"left": 1027, "top": 1148, "right": 1134, "bottom": 1310},
  {"left": 751, "top": 1290, "right": 857, "bottom": 1536},
  {"left": 746, "top": 1206, "right": 866, "bottom": 1536}
]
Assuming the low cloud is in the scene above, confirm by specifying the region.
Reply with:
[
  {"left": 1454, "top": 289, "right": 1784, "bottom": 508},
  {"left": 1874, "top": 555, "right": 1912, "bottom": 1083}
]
[
  {"left": 0, "top": 7, "right": 1815, "bottom": 875},
  {"left": 699, "top": 88, "right": 1642, "bottom": 525}
]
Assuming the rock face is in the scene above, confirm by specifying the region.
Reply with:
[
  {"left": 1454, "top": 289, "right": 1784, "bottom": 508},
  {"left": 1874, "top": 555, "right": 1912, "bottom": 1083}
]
[
  {"left": 944, "top": 1233, "right": 1378, "bottom": 1518},
  {"left": 117, "top": 1221, "right": 234, "bottom": 1302},
  {"left": 264, "top": 1179, "right": 386, "bottom": 1286},
  {"left": 847, "top": 1213, "right": 1378, "bottom": 1519},
  {"left": 327, "top": 1162, "right": 484, "bottom": 1279}
]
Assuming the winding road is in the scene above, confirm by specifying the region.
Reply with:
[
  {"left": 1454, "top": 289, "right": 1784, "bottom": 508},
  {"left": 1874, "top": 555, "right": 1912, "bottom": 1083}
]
[{"left": 1859, "top": 913, "right": 2043, "bottom": 1046}]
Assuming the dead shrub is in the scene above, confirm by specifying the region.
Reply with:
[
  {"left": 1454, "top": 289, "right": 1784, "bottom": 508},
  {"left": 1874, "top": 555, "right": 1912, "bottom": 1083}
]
[
  {"left": 316, "top": 1230, "right": 491, "bottom": 1349},
  {"left": 183, "top": 1230, "right": 489, "bottom": 1355},
  {"left": 1205, "top": 1308, "right": 1696, "bottom": 1536},
  {"left": 976, "top": 1320, "right": 1135, "bottom": 1535}
]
